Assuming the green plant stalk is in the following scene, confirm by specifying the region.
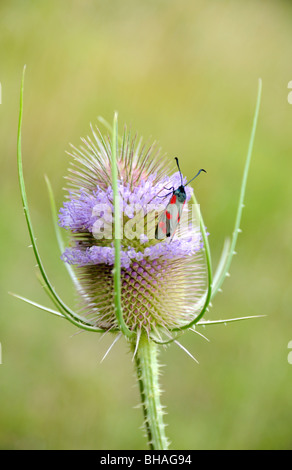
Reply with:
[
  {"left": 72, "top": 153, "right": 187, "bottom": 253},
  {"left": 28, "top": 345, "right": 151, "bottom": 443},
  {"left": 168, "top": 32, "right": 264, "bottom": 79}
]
[
  {"left": 182, "top": 193, "right": 213, "bottom": 328},
  {"left": 17, "top": 66, "right": 104, "bottom": 333},
  {"left": 111, "top": 112, "right": 135, "bottom": 339},
  {"left": 134, "top": 332, "right": 169, "bottom": 450},
  {"left": 211, "top": 78, "right": 262, "bottom": 298}
]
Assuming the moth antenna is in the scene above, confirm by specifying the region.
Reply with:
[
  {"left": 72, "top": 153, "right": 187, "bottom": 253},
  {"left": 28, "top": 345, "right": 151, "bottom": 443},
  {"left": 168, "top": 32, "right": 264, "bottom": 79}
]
[
  {"left": 185, "top": 168, "right": 206, "bottom": 186},
  {"left": 174, "top": 157, "right": 183, "bottom": 186}
]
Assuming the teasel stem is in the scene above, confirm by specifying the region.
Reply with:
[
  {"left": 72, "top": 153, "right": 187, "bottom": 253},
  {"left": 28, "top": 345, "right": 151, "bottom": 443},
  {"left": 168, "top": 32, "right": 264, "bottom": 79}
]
[
  {"left": 133, "top": 332, "right": 169, "bottom": 450},
  {"left": 111, "top": 111, "right": 135, "bottom": 340}
]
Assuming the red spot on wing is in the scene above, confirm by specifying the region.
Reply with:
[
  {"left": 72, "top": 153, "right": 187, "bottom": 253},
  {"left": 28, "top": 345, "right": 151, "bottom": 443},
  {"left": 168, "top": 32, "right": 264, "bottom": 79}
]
[
  {"left": 166, "top": 211, "right": 172, "bottom": 220},
  {"left": 159, "top": 221, "right": 167, "bottom": 234},
  {"left": 170, "top": 194, "right": 176, "bottom": 204}
]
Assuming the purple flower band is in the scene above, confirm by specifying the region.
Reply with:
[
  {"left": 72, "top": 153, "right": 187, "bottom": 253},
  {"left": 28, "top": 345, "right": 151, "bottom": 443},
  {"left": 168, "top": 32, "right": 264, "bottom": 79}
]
[
  {"left": 59, "top": 170, "right": 203, "bottom": 269},
  {"left": 61, "top": 231, "right": 203, "bottom": 270}
]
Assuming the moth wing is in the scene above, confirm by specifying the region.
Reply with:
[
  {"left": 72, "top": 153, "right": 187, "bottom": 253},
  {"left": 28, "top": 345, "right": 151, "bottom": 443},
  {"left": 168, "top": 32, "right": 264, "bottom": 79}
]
[
  {"left": 155, "top": 207, "right": 170, "bottom": 239},
  {"left": 167, "top": 200, "right": 185, "bottom": 238},
  {"left": 155, "top": 199, "right": 185, "bottom": 239}
]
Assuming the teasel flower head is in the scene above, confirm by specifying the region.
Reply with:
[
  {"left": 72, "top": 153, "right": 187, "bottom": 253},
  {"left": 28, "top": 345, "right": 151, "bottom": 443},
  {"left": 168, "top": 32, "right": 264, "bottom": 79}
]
[
  {"left": 58, "top": 121, "right": 208, "bottom": 341},
  {"left": 14, "top": 67, "right": 263, "bottom": 450}
]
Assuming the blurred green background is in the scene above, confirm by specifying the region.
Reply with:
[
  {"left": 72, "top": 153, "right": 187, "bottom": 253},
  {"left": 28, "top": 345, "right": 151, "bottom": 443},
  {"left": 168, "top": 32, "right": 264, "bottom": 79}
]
[{"left": 1, "top": 0, "right": 292, "bottom": 450}]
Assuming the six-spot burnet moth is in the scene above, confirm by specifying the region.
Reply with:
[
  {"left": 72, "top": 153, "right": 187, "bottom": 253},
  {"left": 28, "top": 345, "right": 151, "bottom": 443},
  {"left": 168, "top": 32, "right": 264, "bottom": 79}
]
[{"left": 155, "top": 157, "right": 206, "bottom": 239}]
